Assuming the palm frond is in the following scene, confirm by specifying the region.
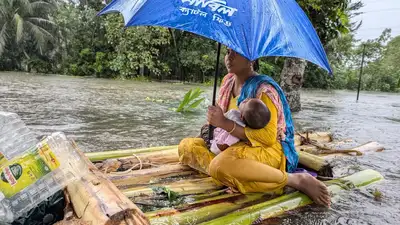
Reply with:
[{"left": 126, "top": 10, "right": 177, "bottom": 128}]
[
  {"left": 13, "top": 13, "right": 24, "bottom": 43},
  {"left": 26, "top": 20, "right": 55, "bottom": 52},
  {"left": 19, "top": 0, "right": 33, "bottom": 15},
  {"left": 0, "top": 0, "right": 11, "bottom": 19},
  {"left": 27, "top": 17, "right": 56, "bottom": 27},
  {"left": 0, "top": 22, "right": 8, "bottom": 56},
  {"left": 31, "top": 1, "right": 57, "bottom": 12},
  {"left": 0, "top": 7, "right": 6, "bottom": 18}
]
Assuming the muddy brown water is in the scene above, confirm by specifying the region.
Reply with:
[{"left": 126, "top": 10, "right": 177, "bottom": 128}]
[{"left": 1, "top": 72, "right": 399, "bottom": 224}]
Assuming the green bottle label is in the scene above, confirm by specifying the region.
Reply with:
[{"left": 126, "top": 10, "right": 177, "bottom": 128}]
[{"left": 0, "top": 140, "right": 60, "bottom": 198}]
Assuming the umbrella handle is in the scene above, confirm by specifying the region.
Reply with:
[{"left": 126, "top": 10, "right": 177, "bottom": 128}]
[
  {"left": 208, "top": 43, "right": 222, "bottom": 145},
  {"left": 208, "top": 124, "right": 214, "bottom": 146}
]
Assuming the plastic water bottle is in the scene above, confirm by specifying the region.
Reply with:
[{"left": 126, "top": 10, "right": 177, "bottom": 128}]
[
  {"left": 0, "top": 112, "right": 38, "bottom": 160},
  {"left": 0, "top": 113, "right": 88, "bottom": 223}
]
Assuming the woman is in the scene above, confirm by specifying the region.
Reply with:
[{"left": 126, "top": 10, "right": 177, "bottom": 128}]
[{"left": 178, "top": 49, "right": 330, "bottom": 206}]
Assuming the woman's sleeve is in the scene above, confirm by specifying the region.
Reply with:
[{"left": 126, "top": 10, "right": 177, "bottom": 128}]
[{"left": 244, "top": 92, "right": 278, "bottom": 147}]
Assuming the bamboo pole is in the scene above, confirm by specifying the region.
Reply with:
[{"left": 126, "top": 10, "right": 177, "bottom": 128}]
[
  {"left": 197, "top": 169, "right": 383, "bottom": 225},
  {"left": 85, "top": 132, "right": 333, "bottom": 162},
  {"left": 65, "top": 140, "right": 150, "bottom": 225}
]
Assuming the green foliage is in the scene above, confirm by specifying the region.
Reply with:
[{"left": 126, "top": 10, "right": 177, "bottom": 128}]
[
  {"left": 176, "top": 88, "right": 205, "bottom": 113},
  {"left": 297, "top": 0, "right": 363, "bottom": 45},
  {"left": 258, "top": 59, "right": 283, "bottom": 82},
  {"left": 151, "top": 186, "right": 180, "bottom": 202},
  {"left": 104, "top": 15, "right": 170, "bottom": 79},
  {"left": 328, "top": 29, "right": 400, "bottom": 92},
  {"left": 54, "top": 4, "right": 114, "bottom": 77}
]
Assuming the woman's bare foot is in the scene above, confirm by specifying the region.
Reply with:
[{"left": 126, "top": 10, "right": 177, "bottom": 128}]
[{"left": 287, "top": 173, "right": 331, "bottom": 207}]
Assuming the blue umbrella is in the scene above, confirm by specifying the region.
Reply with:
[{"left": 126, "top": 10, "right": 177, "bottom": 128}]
[{"left": 98, "top": 0, "right": 332, "bottom": 139}]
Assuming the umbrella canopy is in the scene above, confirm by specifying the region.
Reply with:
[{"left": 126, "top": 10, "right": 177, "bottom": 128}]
[{"left": 99, "top": 0, "right": 332, "bottom": 74}]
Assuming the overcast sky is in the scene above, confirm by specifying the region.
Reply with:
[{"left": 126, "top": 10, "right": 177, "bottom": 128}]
[{"left": 352, "top": 0, "right": 400, "bottom": 41}]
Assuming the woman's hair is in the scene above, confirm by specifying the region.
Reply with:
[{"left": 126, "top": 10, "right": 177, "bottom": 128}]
[{"left": 253, "top": 59, "right": 259, "bottom": 72}]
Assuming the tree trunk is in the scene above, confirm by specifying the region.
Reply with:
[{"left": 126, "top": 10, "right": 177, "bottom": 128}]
[
  {"left": 280, "top": 58, "right": 307, "bottom": 112},
  {"left": 168, "top": 28, "right": 181, "bottom": 82}
]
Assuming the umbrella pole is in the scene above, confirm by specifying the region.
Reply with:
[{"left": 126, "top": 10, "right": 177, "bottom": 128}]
[
  {"left": 208, "top": 43, "right": 222, "bottom": 142},
  {"left": 212, "top": 43, "right": 222, "bottom": 106}
]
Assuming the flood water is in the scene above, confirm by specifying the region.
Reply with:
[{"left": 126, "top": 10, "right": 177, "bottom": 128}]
[{"left": 1, "top": 72, "right": 399, "bottom": 224}]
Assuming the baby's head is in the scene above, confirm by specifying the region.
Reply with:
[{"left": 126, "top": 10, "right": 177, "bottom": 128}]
[{"left": 239, "top": 98, "right": 271, "bottom": 129}]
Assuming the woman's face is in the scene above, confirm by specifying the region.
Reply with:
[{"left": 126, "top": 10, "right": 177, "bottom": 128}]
[{"left": 224, "top": 48, "right": 251, "bottom": 74}]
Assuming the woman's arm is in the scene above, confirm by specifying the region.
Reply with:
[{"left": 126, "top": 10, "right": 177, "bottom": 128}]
[
  {"left": 219, "top": 117, "right": 248, "bottom": 141},
  {"left": 213, "top": 92, "right": 279, "bottom": 146}
]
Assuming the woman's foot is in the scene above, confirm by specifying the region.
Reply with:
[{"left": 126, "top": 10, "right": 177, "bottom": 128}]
[{"left": 287, "top": 173, "right": 331, "bottom": 207}]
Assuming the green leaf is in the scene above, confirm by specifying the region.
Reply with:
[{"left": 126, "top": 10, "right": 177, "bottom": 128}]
[
  {"left": 176, "top": 89, "right": 192, "bottom": 112},
  {"left": 187, "top": 97, "right": 205, "bottom": 110},
  {"left": 151, "top": 186, "right": 180, "bottom": 202},
  {"left": 189, "top": 88, "right": 204, "bottom": 102}
]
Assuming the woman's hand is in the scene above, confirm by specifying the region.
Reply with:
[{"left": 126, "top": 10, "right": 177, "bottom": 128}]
[
  {"left": 207, "top": 105, "right": 228, "bottom": 128},
  {"left": 208, "top": 105, "right": 248, "bottom": 141}
]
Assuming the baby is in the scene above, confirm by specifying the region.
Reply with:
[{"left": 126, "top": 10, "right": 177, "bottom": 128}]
[{"left": 201, "top": 98, "right": 271, "bottom": 155}]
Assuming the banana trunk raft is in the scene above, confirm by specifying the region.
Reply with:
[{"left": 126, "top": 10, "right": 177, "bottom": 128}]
[{"left": 56, "top": 132, "right": 384, "bottom": 225}]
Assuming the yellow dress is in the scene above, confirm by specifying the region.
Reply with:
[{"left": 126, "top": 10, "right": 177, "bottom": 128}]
[{"left": 178, "top": 93, "right": 288, "bottom": 194}]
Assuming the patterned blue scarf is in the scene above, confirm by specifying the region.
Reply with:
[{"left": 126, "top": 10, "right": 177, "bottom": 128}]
[{"left": 237, "top": 75, "right": 299, "bottom": 173}]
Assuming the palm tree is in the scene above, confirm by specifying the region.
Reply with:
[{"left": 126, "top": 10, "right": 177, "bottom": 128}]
[{"left": 0, "top": 0, "right": 57, "bottom": 59}]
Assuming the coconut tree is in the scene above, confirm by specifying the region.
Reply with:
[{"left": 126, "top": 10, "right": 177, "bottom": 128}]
[{"left": 0, "top": 0, "right": 57, "bottom": 69}]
